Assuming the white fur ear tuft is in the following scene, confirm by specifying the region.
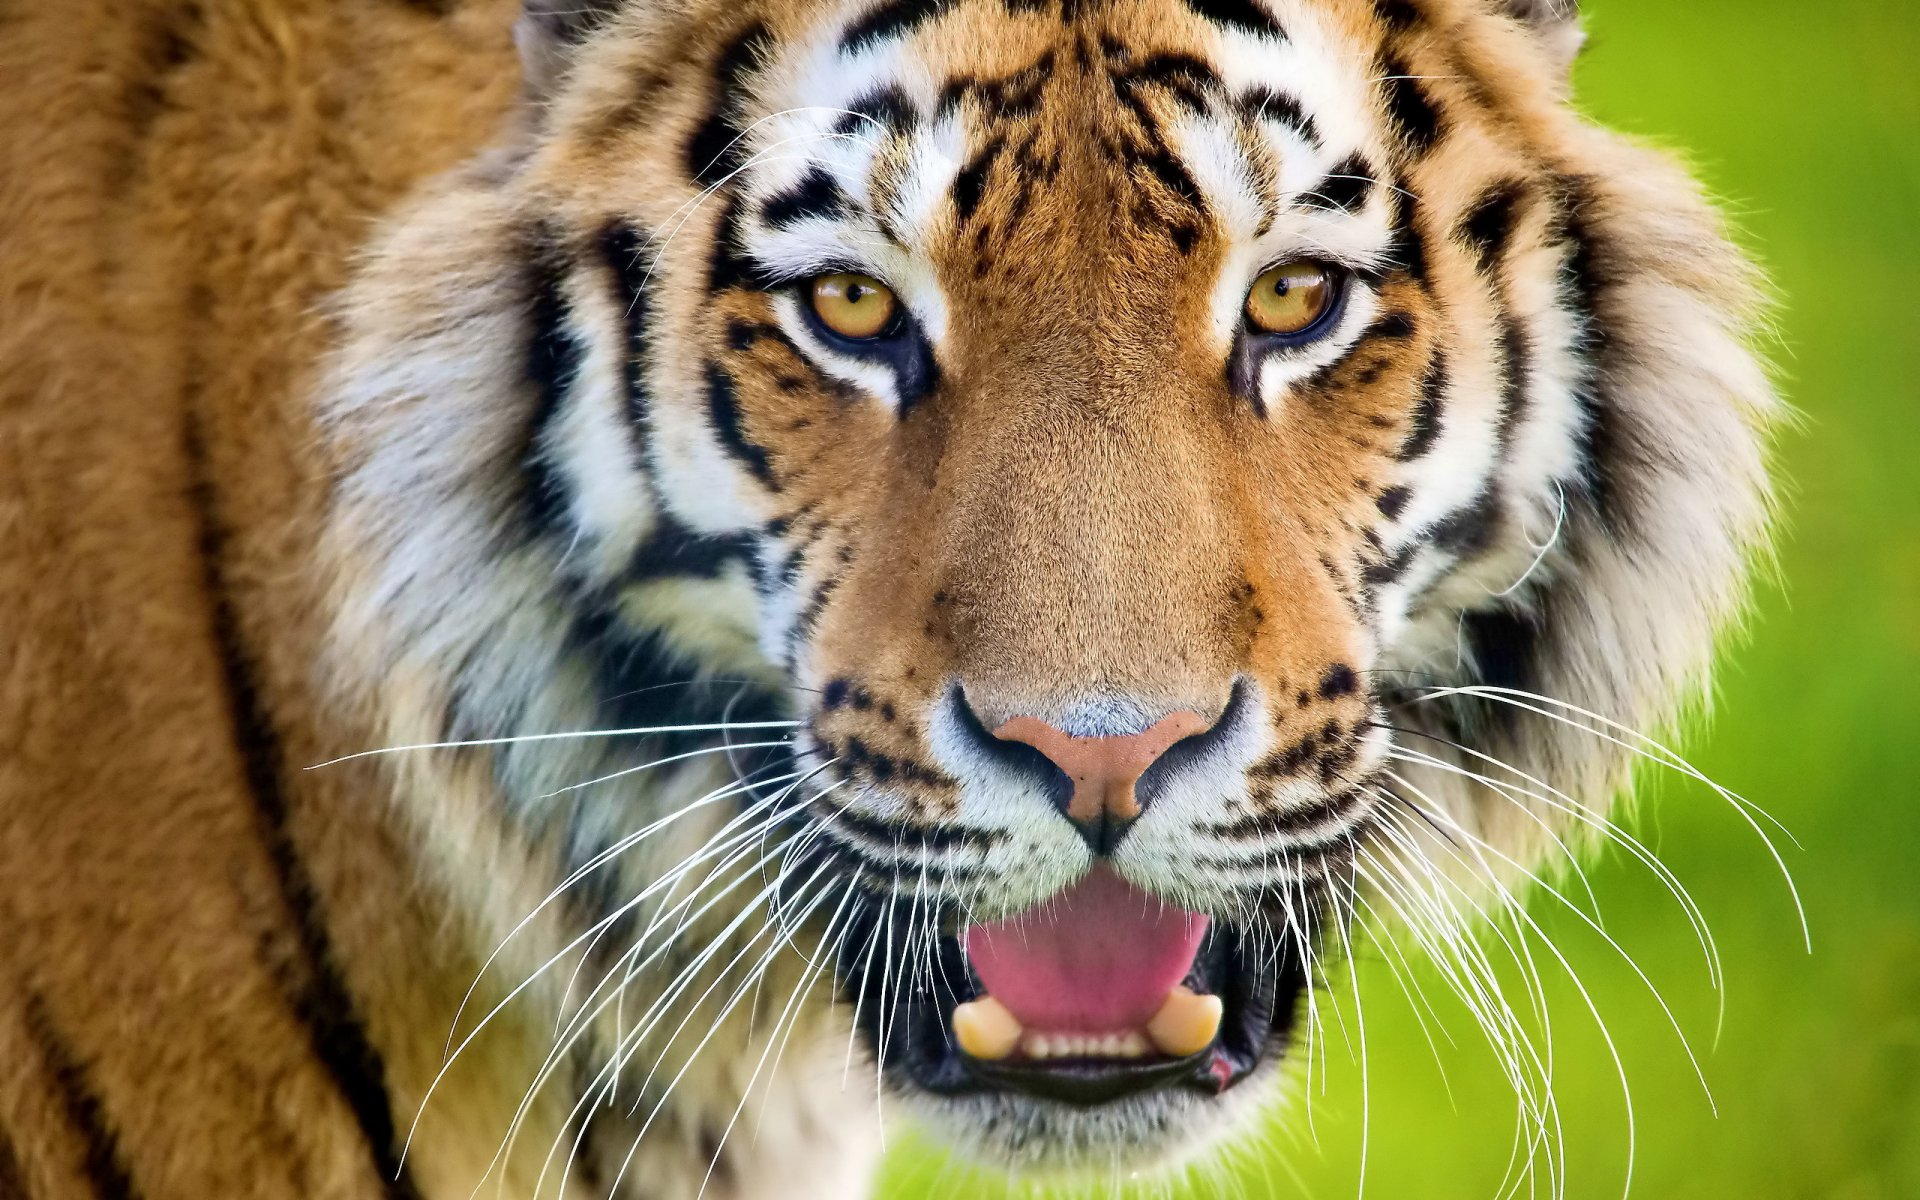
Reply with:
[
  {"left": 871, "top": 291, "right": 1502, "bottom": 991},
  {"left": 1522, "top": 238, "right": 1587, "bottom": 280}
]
[
  {"left": 1502, "top": 0, "right": 1584, "bottom": 80},
  {"left": 517, "top": 1, "right": 625, "bottom": 100}
]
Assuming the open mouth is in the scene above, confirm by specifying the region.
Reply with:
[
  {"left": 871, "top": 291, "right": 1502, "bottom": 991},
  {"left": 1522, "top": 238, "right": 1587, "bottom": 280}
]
[{"left": 841, "top": 867, "right": 1314, "bottom": 1108}]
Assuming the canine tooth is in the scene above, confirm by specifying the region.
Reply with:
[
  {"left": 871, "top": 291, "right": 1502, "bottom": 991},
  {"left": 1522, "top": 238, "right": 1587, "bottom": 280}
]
[
  {"left": 953, "top": 997, "right": 1023, "bottom": 1061},
  {"left": 1147, "top": 987, "right": 1223, "bottom": 1058}
]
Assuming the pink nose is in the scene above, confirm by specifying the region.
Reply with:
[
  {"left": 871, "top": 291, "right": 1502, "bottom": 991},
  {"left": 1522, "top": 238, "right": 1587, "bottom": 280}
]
[{"left": 991, "top": 710, "right": 1212, "bottom": 831}]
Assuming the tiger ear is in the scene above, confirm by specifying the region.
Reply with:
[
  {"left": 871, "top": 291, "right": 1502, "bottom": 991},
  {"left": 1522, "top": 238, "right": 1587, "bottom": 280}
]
[
  {"left": 1501, "top": 0, "right": 1584, "bottom": 80},
  {"left": 517, "top": 0, "right": 625, "bottom": 100}
]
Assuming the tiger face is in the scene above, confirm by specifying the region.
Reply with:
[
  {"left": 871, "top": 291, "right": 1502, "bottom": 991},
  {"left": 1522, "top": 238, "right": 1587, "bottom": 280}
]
[{"left": 324, "top": 0, "right": 1773, "bottom": 1182}]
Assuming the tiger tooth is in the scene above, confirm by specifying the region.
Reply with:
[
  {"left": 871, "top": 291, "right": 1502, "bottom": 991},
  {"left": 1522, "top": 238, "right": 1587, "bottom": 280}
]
[
  {"left": 1146, "top": 986, "right": 1224, "bottom": 1058},
  {"left": 953, "top": 997, "right": 1023, "bottom": 1061}
]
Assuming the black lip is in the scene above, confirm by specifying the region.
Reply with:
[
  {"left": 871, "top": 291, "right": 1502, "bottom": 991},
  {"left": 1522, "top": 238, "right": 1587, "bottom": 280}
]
[
  {"left": 964, "top": 1049, "right": 1215, "bottom": 1108},
  {"left": 833, "top": 901, "right": 1317, "bottom": 1107}
]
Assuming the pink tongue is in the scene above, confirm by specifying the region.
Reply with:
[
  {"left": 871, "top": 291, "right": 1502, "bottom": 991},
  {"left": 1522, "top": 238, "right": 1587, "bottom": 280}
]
[{"left": 962, "top": 868, "right": 1209, "bottom": 1033}]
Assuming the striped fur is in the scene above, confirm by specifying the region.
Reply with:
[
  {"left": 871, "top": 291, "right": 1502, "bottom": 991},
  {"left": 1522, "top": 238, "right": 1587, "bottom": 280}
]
[{"left": 1, "top": 0, "right": 1775, "bottom": 1194}]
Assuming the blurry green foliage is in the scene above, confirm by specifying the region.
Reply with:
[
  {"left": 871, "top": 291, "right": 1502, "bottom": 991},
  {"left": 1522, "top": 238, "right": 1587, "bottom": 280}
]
[{"left": 876, "top": 0, "right": 1920, "bottom": 1194}]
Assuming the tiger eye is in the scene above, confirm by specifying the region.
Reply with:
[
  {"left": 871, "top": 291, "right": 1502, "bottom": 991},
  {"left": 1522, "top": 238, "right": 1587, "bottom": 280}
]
[
  {"left": 1244, "top": 261, "right": 1335, "bottom": 336},
  {"left": 809, "top": 273, "right": 899, "bottom": 339}
]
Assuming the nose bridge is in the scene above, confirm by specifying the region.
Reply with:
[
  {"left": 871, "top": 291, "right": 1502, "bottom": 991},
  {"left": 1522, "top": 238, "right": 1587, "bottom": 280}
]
[{"left": 935, "top": 377, "right": 1239, "bottom": 707}]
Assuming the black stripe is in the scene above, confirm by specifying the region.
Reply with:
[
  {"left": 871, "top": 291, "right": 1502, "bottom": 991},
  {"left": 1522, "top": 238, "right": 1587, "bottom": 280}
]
[
  {"left": 627, "top": 512, "right": 756, "bottom": 581},
  {"left": 550, "top": 601, "right": 793, "bottom": 875},
  {"left": 1364, "top": 310, "right": 1416, "bottom": 341},
  {"left": 1239, "top": 87, "right": 1320, "bottom": 149},
  {"left": 761, "top": 168, "right": 849, "bottom": 229},
  {"left": 1129, "top": 53, "right": 1221, "bottom": 113},
  {"left": 599, "top": 220, "right": 657, "bottom": 440},
  {"left": 840, "top": 0, "right": 955, "bottom": 53},
  {"left": 1363, "top": 542, "right": 1418, "bottom": 588},
  {"left": 951, "top": 138, "right": 1002, "bottom": 223},
  {"left": 1457, "top": 603, "right": 1546, "bottom": 732},
  {"left": 1398, "top": 350, "right": 1446, "bottom": 460},
  {"left": 183, "top": 419, "right": 422, "bottom": 1200},
  {"left": 0, "top": 1126, "right": 25, "bottom": 1200},
  {"left": 1378, "top": 53, "right": 1443, "bottom": 155},
  {"left": 1134, "top": 147, "right": 1206, "bottom": 213},
  {"left": 1312, "top": 154, "right": 1375, "bottom": 211},
  {"left": 1555, "top": 176, "right": 1625, "bottom": 525},
  {"left": 1458, "top": 180, "right": 1526, "bottom": 273},
  {"left": 836, "top": 87, "right": 917, "bottom": 135},
  {"left": 1182, "top": 0, "right": 1286, "bottom": 39},
  {"left": 1383, "top": 191, "right": 1432, "bottom": 284},
  {"left": 520, "top": 0, "right": 622, "bottom": 41},
  {"left": 685, "top": 22, "right": 774, "bottom": 187},
  {"left": 23, "top": 995, "right": 139, "bottom": 1200},
  {"left": 522, "top": 245, "right": 584, "bottom": 536},
  {"left": 1427, "top": 485, "right": 1500, "bottom": 558},
  {"left": 706, "top": 196, "right": 776, "bottom": 295},
  {"left": 1375, "top": 485, "right": 1411, "bottom": 520},
  {"left": 704, "top": 363, "right": 776, "bottom": 487},
  {"left": 1494, "top": 308, "right": 1533, "bottom": 447},
  {"left": 1373, "top": 0, "right": 1423, "bottom": 30}
]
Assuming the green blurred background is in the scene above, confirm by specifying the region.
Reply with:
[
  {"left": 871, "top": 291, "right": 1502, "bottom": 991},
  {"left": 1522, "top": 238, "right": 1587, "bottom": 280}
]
[{"left": 878, "top": 0, "right": 1920, "bottom": 1195}]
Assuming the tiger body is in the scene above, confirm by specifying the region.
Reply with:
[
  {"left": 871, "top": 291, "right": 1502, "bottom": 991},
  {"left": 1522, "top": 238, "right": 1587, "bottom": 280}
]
[{"left": 0, "top": 0, "right": 1773, "bottom": 1196}]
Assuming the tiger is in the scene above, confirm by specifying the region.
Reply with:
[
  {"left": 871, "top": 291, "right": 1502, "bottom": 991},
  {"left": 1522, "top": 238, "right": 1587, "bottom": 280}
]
[{"left": 0, "top": 0, "right": 1777, "bottom": 1195}]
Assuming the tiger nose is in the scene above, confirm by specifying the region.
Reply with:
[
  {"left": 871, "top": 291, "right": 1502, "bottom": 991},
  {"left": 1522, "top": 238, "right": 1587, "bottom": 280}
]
[{"left": 991, "top": 709, "right": 1214, "bottom": 855}]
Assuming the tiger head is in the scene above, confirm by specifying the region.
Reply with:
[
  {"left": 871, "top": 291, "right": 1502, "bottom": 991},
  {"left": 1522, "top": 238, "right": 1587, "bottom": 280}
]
[{"left": 321, "top": 0, "right": 1773, "bottom": 1179}]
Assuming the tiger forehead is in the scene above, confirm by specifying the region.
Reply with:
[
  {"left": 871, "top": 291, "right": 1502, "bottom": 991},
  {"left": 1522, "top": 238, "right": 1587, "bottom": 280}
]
[{"left": 734, "top": 0, "right": 1388, "bottom": 254}]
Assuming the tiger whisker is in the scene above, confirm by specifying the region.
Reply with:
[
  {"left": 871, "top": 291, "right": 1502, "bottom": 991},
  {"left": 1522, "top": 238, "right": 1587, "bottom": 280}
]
[
  {"left": 1400, "top": 683, "right": 1808, "bottom": 946},
  {"left": 1370, "top": 799, "right": 1635, "bottom": 1200},
  {"left": 1380, "top": 731, "right": 1724, "bottom": 1001},
  {"left": 307, "top": 719, "right": 798, "bottom": 768},
  {"left": 1355, "top": 848, "right": 1562, "bottom": 1200},
  {"left": 437, "top": 764, "right": 801, "bottom": 1070},
  {"left": 1380, "top": 770, "right": 1717, "bottom": 1113},
  {"left": 478, "top": 827, "right": 816, "bottom": 1197},
  {"left": 538, "top": 737, "right": 789, "bottom": 799},
  {"left": 1355, "top": 831, "right": 1562, "bottom": 1189},
  {"left": 696, "top": 879, "right": 864, "bottom": 1200},
  {"left": 598, "top": 869, "right": 848, "bottom": 1199}
]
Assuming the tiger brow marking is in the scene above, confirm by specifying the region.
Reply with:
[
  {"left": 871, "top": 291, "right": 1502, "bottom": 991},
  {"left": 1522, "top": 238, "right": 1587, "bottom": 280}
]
[
  {"left": 760, "top": 167, "right": 851, "bottom": 229},
  {"left": 836, "top": 87, "right": 918, "bottom": 135},
  {"left": 1182, "top": 0, "right": 1287, "bottom": 40},
  {"left": 1239, "top": 85, "right": 1322, "bottom": 150},
  {"left": 686, "top": 22, "right": 777, "bottom": 187},
  {"left": 839, "top": 0, "right": 956, "bottom": 54},
  {"left": 1310, "top": 153, "right": 1377, "bottom": 212},
  {"left": 1376, "top": 52, "right": 1446, "bottom": 156}
]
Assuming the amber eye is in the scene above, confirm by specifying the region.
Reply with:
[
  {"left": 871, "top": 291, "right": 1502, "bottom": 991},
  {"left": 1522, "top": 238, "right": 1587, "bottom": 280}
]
[
  {"left": 1244, "top": 261, "right": 1337, "bottom": 337},
  {"left": 808, "top": 272, "right": 899, "bottom": 340}
]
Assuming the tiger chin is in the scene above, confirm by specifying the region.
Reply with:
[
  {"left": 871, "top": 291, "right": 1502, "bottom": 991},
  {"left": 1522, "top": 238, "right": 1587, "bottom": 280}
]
[{"left": 313, "top": 0, "right": 1775, "bottom": 1192}]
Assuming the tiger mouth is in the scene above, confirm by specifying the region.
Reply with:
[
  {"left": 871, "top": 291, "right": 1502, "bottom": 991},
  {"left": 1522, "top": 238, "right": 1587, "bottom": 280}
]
[{"left": 838, "top": 868, "right": 1314, "bottom": 1108}]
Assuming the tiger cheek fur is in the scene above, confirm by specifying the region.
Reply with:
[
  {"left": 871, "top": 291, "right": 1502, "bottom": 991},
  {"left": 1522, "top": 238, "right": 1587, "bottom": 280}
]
[{"left": 309, "top": 0, "right": 1774, "bottom": 1189}]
